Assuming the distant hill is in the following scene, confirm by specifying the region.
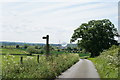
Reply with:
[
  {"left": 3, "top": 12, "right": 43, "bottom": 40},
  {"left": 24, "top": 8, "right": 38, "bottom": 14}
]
[
  {"left": 66, "top": 44, "right": 77, "bottom": 48},
  {"left": 0, "top": 41, "right": 61, "bottom": 46},
  {"left": 0, "top": 41, "right": 78, "bottom": 47}
]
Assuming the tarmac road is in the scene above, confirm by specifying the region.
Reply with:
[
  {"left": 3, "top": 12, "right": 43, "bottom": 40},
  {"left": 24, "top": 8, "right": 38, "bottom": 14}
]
[{"left": 56, "top": 59, "right": 100, "bottom": 79}]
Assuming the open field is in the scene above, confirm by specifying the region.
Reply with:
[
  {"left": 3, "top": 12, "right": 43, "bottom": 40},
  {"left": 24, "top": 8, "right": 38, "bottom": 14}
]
[
  {"left": 0, "top": 48, "right": 29, "bottom": 55},
  {"left": 0, "top": 48, "right": 31, "bottom": 64},
  {"left": 0, "top": 47, "right": 89, "bottom": 61}
]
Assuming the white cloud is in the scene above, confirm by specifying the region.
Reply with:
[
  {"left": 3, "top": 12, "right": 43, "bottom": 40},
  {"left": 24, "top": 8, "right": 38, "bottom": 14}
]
[{"left": 1, "top": 1, "right": 118, "bottom": 43}]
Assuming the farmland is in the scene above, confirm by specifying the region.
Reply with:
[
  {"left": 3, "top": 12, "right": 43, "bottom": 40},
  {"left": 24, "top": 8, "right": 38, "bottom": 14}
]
[
  {"left": 0, "top": 45, "right": 80, "bottom": 79},
  {"left": 1, "top": 43, "right": 119, "bottom": 79}
]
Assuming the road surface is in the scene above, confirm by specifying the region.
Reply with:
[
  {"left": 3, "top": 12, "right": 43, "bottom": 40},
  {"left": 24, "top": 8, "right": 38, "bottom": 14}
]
[{"left": 56, "top": 59, "right": 100, "bottom": 79}]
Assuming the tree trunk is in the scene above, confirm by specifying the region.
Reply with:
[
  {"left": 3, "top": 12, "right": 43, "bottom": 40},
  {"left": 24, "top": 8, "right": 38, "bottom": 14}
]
[
  {"left": 90, "top": 52, "right": 95, "bottom": 58},
  {"left": 95, "top": 52, "right": 100, "bottom": 56}
]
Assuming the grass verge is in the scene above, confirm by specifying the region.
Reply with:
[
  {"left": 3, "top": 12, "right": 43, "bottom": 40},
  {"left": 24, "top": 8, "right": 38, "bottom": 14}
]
[{"left": 88, "top": 45, "right": 119, "bottom": 78}]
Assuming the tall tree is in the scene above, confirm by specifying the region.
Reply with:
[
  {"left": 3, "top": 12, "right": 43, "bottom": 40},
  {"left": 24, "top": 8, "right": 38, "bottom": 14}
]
[{"left": 70, "top": 19, "right": 119, "bottom": 57}]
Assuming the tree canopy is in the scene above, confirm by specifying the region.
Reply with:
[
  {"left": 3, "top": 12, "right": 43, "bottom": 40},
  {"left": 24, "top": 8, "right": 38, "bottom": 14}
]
[{"left": 70, "top": 19, "right": 119, "bottom": 57}]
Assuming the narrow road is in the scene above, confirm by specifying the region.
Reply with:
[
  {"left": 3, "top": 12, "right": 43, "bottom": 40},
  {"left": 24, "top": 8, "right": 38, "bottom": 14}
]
[{"left": 56, "top": 59, "right": 100, "bottom": 79}]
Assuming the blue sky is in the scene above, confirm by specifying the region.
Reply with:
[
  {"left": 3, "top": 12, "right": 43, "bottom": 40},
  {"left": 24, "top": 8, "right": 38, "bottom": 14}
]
[{"left": 0, "top": 0, "right": 119, "bottom": 44}]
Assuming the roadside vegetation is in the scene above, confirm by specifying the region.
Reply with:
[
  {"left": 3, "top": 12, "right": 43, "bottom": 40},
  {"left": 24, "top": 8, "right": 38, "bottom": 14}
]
[
  {"left": 88, "top": 45, "right": 119, "bottom": 78},
  {"left": 2, "top": 53, "right": 79, "bottom": 79},
  {"left": 0, "top": 45, "right": 80, "bottom": 79}
]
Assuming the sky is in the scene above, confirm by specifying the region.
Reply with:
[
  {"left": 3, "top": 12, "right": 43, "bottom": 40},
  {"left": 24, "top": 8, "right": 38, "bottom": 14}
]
[{"left": 0, "top": 0, "right": 119, "bottom": 44}]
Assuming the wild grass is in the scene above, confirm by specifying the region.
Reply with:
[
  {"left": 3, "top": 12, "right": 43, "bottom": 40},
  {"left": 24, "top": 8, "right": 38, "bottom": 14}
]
[
  {"left": 88, "top": 45, "right": 119, "bottom": 78},
  {"left": 2, "top": 53, "right": 79, "bottom": 79}
]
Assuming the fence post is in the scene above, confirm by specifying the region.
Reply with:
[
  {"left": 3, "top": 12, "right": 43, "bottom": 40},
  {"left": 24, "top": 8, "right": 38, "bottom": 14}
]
[
  {"left": 20, "top": 56, "right": 23, "bottom": 64},
  {"left": 37, "top": 55, "right": 39, "bottom": 63},
  {"left": 56, "top": 54, "right": 58, "bottom": 57}
]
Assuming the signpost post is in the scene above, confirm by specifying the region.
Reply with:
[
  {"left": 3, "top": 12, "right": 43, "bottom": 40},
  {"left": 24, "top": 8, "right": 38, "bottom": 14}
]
[{"left": 42, "top": 35, "right": 50, "bottom": 56}]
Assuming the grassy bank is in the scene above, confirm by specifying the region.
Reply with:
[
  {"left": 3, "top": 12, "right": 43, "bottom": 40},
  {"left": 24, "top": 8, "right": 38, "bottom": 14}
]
[
  {"left": 2, "top": 53, "right": 79, "bottom": 79},
  {"left": 88, "top": 45, "right": 119, "bottom": 78}
]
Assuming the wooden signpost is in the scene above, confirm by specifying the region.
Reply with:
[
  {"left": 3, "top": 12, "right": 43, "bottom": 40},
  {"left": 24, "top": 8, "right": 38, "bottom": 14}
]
[{"left": 42, "top": 35, "right": 50, "bottom": 56}]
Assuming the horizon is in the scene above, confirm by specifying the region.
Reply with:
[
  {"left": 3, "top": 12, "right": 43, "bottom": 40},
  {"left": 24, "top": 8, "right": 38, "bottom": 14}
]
[
  {"left": 0, "top": 0, "right": 119, "bottom": 44},
  {"left": 0, "top": 41, "right": 75, "bottom": 44}
]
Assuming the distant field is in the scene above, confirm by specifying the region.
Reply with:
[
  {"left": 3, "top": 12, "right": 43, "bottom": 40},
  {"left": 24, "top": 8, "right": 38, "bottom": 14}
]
[
  {"left": 0, "top": 48, "right": 42, "bottom": 64},
  {"left": 0, "top": 48, "right": 90, "bottom": 62},
  {"left": 79, "top": 53, "right": 90, "bottom": 57},
  {"left": 0, "top": 48, "right": 76, "bottom": 64},
  {"left": 0, "top": 48, "right": 29, "bottom": 55},
  {"left": 51, "top": 50, "right": 66, "bottom": 54}
]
